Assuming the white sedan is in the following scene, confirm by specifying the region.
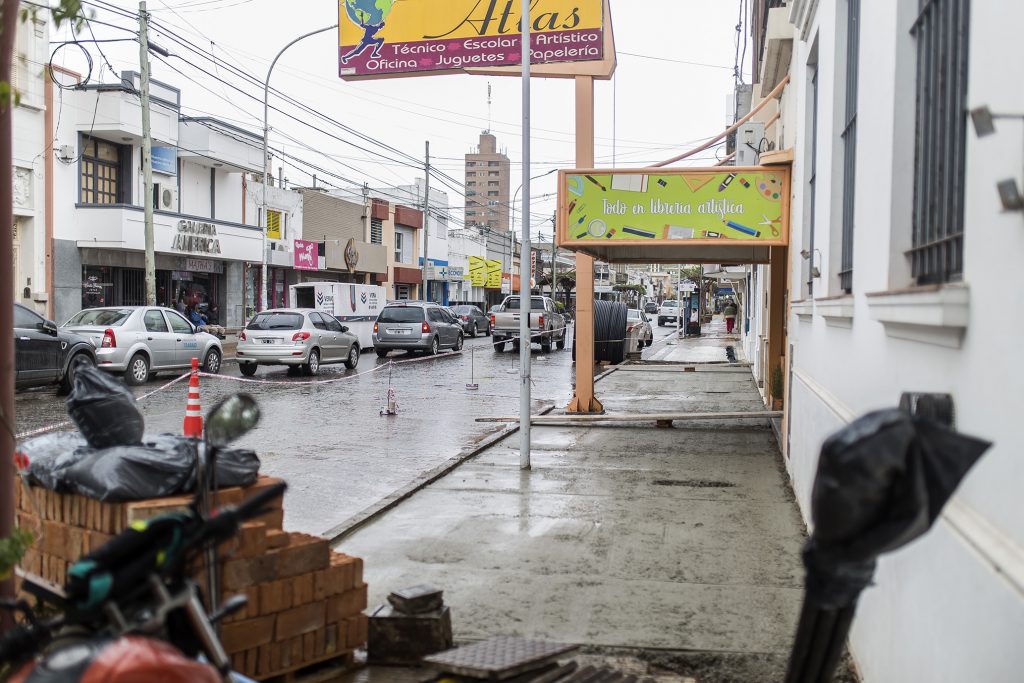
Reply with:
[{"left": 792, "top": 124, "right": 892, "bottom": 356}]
[{"left": 626, "top": 309, "right": 654, "bottom": 353}]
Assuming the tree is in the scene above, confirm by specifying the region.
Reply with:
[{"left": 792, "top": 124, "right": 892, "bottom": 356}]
[
  {"left": 556, "top": 270, "right": 576, "bottom": 308},
  {"left": 2, "top": 0, "right": 87, "bottom": 623}
]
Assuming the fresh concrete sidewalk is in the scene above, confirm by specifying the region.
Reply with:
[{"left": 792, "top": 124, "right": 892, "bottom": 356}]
[
  {"left": 333, "top": 354, "right": 810, "bottom": 680},
  {"left": 645, "top": 315, "right": 743, "bottom": 364}
]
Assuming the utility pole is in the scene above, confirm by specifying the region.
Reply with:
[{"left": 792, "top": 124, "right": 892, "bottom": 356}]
[
  {"left": 519, "top": 0, "right": 532, "bottom": 470},
  {"left": 550, "top": 212, "right": 557, "bottom": 299},
  {"left": 139, "top": 1, "right": 156, "bottom": 305},
  {"left": 422, "top": 141, "right": 431, "bottom": 301}
]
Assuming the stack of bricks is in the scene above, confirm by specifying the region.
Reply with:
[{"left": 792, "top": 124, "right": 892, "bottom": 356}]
[{"left": 16, "top": 475, "right": 369, "bottom": 681}]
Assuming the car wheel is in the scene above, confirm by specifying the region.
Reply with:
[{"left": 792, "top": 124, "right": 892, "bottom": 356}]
[
  {"left": 454, "top": 334, "right": 464, "bottom": 351},
  {"left": 469, "top": 323, "right": 477, "bottom": 338},
  {"left": 646, "top": 336, "right": 654, "bottom": 347},
  {"left": 541, "top": 336, "right": 552, "bottom": 353},
  {"left": 239, "top": 363, "right": 258, "bottom": 377},
  {"left": 493, "top": 341, "right": 505, "bottom": 352},
  {"left": 305, "top": 349, "right": 321, "bottom": 376},
  {"left": 58, "top": 353, "right": 94, "bottom": 395},
  {"left": 658, "top": 318, "right": 665, "bottom": 326},
  {"left": 375, "top": 348, "right": 390, "bottom": 358},
  {"left": 345, "top": 345, "right": 360, "bottom": 369},
  {"left": 557, "top": 336, "right": 566, "bottom": 350},
  {"left": 203, "top": 348, "right": 222, "bottom": 374},
  {"left": 428, "top": 337, "right": 439, "bottom": 355},
  {"left": 485, "top": 323, "right": 492, "bottom": 336},
  {"left": 124, "top": 353, "right": 150, "bottom": 386}
]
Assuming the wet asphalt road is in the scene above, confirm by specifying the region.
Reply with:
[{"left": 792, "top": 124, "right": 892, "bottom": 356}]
[{"left": 15, "top": 330, "right": 599, "bottom": 535}]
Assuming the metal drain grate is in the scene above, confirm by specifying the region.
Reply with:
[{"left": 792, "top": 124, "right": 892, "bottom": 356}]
[{"left": 423, "top": 636, "right": 578, "bottom": 680}]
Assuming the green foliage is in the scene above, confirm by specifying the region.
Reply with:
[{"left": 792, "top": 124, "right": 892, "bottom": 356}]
[
  {"left": 0, "top": 528, "right": 33, "bottom": 580},
  {"left": 771, "top": 364, "right": 785, "bottom": 402}
]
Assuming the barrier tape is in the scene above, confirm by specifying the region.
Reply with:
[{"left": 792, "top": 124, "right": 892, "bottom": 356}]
[{"left": 15, "top": 371, "right": 193, "bottom": 441}]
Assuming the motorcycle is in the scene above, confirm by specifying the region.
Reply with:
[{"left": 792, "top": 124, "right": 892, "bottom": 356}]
[{"left": 0, "top": 393, "right": 285, "bottom": 683}]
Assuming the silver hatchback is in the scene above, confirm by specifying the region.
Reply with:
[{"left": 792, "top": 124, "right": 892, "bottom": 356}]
[
  {"left": 62, "top": 306, "right": 223, "bottom": 385},
  {"left": 236, "top": 309, "right": 360, "bottom": 377}
]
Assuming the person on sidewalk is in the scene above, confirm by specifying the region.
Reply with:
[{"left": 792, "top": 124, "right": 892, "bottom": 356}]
[
  {"left": 189, "top": 303, "right": 226, "bottom": 338},
  {"left": 724, "top": 300, "right": 738, "bottom": 334}
]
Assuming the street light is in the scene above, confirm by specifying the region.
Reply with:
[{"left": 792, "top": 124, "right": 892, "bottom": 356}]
[
  {"left": 262, "top": 24, "right": 337, "bottom": 313},
  {"left": 510, "top": 168, "right": 558, "bottom": 239}
]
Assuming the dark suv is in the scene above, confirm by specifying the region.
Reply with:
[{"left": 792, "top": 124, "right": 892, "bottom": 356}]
[
  {"left": 14, "top": 303, "right": 96, "bottom": 393},
  {"left": 373, "top": 302, "right": 464, "bottom": 357}
]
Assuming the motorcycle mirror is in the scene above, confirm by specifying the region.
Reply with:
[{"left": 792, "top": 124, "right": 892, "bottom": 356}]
[{"left": 204, "top": 393, "right": 260, "bottom": 448}]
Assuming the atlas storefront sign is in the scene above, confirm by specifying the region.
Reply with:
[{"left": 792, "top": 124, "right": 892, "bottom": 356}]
[
  {"left": 294, "top": 239, "right": 319, "bottom": 271},
  {"left": 172, "top": 219, "right": 221, "bottom": 255},
  {"left": 338, "top": 0, "right": 603, "bottom": 78}
]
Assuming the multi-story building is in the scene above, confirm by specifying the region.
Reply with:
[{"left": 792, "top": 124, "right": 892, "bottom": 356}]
[
  {"left": 446, "top": 227, "right": 487, "bottom": 308},
  {"left": 464, "top": 132, "right": 511, "bottom": 233},
  {"left": 738, "top": 1, "right": 1023, "bottom": 679}
]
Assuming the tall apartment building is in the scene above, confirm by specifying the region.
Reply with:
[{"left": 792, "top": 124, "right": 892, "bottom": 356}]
[{"left": 464, "top": 132, "right": 511, "bottom": 233}]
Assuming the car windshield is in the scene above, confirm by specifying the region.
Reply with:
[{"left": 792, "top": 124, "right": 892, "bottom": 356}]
[
  {"left": 64, "top": 309, "right": 133, "bottom": 327},
  {"left": 246, "top": 312, "right": 304, "bottom": 330},
  {"left": 453, "top": 306, "right": 474, "bottom": 314},
  {"left": 661, "top": 300, "right": 679, "bottom": 308},
  {"left": 627, "top": 310, "right": 642, "bottom": 320},
  {"left": 378, "top": 307, "right": 424, "bottom": 323},
  {"left": 503, "top": 298, "right": 545, "bottom": 311}
]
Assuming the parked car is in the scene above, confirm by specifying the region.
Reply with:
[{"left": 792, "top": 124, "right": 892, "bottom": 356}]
[
  {"left": 626, "top": 308, "right": 654, "bottom": 352},
  {"left": 451, "top": 305, "right": 491, "bottom": 337},
  {"left": 643, "top": 301, "right": 659, "bottom": 315},
  {"left": 62, "top": 306, "right": 222, "bottom": 386},
  {"left": 14, "top": 303, "right": 96, "bottom": 393},
  {"left": 373, "top": 302, "right": 464, "bottom": 357},
  {"left": 490, "top": 295, "right": 567, "bottom": 353},
  {"left": 657, "top": 299, "right": 682, "bottom": 326},
  {"left": 236, "top": 308, "right": 360, "bottom": 377}
]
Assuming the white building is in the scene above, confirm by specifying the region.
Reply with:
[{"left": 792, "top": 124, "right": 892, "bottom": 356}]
[
  {"left": 446, "top": 227, "right": 487, "bottom": 307},
  {"left": 11, "top": 5, "right": 50, "bottom": 317},
  {"left": 741, "top": 1, "right": 1024, "bottom": 680}
]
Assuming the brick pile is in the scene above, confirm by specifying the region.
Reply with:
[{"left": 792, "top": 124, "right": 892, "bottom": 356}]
[{"left": 16, "top": 475, "right": 369, "bottom": 681}]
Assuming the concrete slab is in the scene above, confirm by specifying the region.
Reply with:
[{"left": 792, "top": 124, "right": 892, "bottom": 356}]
[{"left": 335, "top": 364, "right": 808, "bottom": 674}]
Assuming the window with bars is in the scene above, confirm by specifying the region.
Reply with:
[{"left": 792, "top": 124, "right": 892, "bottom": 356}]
[
  {"left": 80, "top": 136, "right": 129, "bottom": 205},
  {"left": 839, "top": 0, "right": 860, "bottom": 293},
  {"left": 370, "top": 217, "right": 383, "bottom": 244},
  {"left": 910, "top": 0, "right": 970, "bottom": 285}
]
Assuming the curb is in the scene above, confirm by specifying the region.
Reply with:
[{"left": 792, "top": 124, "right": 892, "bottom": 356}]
[{"left": 324, "top": 402, "right": 557, "bottom": 546}]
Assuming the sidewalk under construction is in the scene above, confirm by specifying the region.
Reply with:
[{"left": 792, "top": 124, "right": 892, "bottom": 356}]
[{"left": 334, "top": 332, "right": 819, "bottom": 681}]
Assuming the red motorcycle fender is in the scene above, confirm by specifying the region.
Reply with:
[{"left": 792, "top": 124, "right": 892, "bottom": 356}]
[{"left": 79, "top": 637, "right": 221, "bottom": 683}]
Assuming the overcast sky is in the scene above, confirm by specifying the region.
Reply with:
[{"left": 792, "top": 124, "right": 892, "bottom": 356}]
[{"left": 54, "top": 0, "right": 752, "bottom": 241}]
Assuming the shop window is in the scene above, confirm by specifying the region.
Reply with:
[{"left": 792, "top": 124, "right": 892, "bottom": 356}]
[{"left": 80, "top": 135, "right": 129, "bottom": 205}]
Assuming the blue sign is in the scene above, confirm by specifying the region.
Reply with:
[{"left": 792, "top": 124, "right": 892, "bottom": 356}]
[{"left": 152, "top": 146, "right": 177, "bottom": 175}]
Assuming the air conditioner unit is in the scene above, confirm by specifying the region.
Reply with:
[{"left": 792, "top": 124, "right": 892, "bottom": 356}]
[{"left": 154, "top": 183, "right": 178, "bottom": 211}]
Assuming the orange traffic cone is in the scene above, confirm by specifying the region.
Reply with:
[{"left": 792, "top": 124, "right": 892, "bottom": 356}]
[{"left": 183, "top": 357, "right": 203, "bottom": 438}]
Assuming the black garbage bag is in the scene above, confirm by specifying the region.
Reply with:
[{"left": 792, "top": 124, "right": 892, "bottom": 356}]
[
  {"left": 65, "top": 363, "right": 144, "bottom": 448},
  {"left": 784, "top": 408, "right": 991, "bottom": 683},
  {"left": 20, "top": 432, "right": 92, "bottom": 491},
  {"left": 58, "top": 434, "right": 260, "bottom": 502}
]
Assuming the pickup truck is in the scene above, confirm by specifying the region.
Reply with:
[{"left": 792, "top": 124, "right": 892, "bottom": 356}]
[{"left": 490, "top": 295, "right": 567, "bottom": 353}]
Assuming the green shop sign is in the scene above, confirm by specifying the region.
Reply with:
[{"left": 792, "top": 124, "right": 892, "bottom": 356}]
[{"left": 559, "top": 168, "right": 790, "bottom": 245}]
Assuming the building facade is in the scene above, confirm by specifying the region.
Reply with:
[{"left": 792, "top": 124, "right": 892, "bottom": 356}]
[
  {"left": 464, "top": 132, "right": 511, "bottom": 233},
  {"left": 741, "top": 1, "right": 1024, "bottom": 679}
]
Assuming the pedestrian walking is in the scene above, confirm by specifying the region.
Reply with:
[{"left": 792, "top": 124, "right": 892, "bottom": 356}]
[{"left": 724, "top": 300, "right": 738, "bottom": 334}]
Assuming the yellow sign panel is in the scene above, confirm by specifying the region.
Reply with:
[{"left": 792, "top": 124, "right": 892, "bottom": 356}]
[
  {"left": 266, "top": 209, "right": 282, "bottom": 241},
  {"left": 559, "top": 168, "right": 791, "bottom": 245},
  {"left": 468, "top": 255, "right": 486, "bottom": 287},
  {"left": 339, "top": 0, "right": 604, "bottom": 78},
  {"left": 485, "top": 259, "right": 502, "bottom": 288}
]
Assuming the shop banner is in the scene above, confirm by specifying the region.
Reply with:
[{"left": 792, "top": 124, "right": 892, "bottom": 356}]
[
  {"left": 559, "top": 169, "right": 790, "bottom": 245},
  {"left": 338, "top": 0, "right": 603, "bottom": 78},
  {"left": 294, "top": 239, "right": 319, "bottom": 271},
  {"left": 468, "top": 256, "right": 486, "bottom": 287},
  {"left": 485, "top": 259, "right": 502, "bottom": 288},
  {"left": 446, "top": 266, "right": 465, "bottom": 281}
]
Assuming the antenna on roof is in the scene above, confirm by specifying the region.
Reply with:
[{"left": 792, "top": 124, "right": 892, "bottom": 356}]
[{"left": 486, "top": 81, "right": 492, "bottom": 134}]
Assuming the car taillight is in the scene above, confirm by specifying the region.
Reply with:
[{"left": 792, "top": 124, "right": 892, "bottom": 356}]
[
  {"left": 460, "top": 315, "right": 469, "bottom": 321},
  {"left": 101, "top": 329, "right": 116, "bottom": 348},
  {"left": 538, "top": 314, "right": 545, "bottom": 326},
  {"left": 374, "top": 322, "right": 379, "bottom": 333},
  {"left": 239, "top": 330, "right": 247, "bottom": 342},
  {"left": 292, "top": 331, "right": 310, "bottom": 342},
  {"left": 422, "top": 322, "right": 431, "bottom": 333},
  {"left": 490, "top": 315, "right": 495, "bottom": 326}
]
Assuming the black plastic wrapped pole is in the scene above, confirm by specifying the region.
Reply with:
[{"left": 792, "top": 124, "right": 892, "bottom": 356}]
[{"left": 784, "top": 408, "right": 991, "bottom": 682}]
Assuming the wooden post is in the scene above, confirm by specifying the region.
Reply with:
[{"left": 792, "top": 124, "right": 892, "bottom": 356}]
[
  {"left": 567, "top": 75, "right": 603, "bottom": 413},
  {"left": 767, "top": 246, "right": 787, "bottom": 407}
]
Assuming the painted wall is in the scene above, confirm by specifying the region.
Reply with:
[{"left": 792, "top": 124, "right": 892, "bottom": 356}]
[{"left": 775, "top": 0, "right": 1024, "bottom": 680}]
